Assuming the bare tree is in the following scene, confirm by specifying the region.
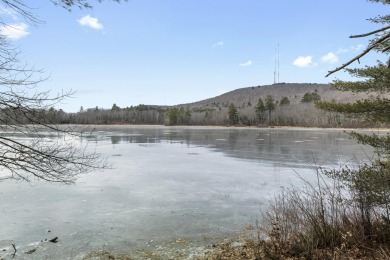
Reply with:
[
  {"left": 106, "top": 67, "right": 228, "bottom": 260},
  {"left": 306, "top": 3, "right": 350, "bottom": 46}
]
[
  {"left": 1, "top": 0, "right": 123, "bottom": 22},
  {"left": 0, "top": 36, "right": 109, "bottom": 183},
  {"left": 0, "top": 0, "right": 125, "bottom": 183}
]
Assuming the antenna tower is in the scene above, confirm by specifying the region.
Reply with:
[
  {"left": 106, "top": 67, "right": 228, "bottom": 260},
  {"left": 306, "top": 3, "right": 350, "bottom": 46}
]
[
  {"left": 277, "top": 44, "right": 280, "bottom": 84},
  {"left": 273, "top": 47, "right": 277, "bottom": 84},
  {"left": 273, "top": 44, "right": 280, "bottom": 84}
]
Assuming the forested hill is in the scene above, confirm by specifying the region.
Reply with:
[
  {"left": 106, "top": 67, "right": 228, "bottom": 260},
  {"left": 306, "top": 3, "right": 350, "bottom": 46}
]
[
  {"left": 170, "top": 82, "right": 378, "bottom": 127},
  {"left": 181, "top": 83, "right": 362, "bottom": 108},
  {"left": 43, "top": 83, "right": 380, "bottom": 127}
]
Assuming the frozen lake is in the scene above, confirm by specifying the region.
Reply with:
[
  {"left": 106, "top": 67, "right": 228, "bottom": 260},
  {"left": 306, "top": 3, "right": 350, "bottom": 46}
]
[{"left": 0, "top": 126, "right": 377, "bottom": 259}]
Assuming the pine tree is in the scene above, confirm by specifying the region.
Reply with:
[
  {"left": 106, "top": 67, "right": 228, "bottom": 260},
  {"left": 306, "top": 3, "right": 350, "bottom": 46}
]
[
  {"left": 315, "top": 0, "right": 390, "bottom": 237},
  {"left": 228, "top": 103, "right": 239, "bottom": 125},
  {"left": 316, "top": 0, "right": 390, "bottom": 153},
  {"left": 280, "top": 96, "right": 290, "bottom": 106},
  {"left": 265, "top": 95, "right": 276, "bottom": 125},
  {"left": 167, "top": 108, "right": 178, "bottom": 125},
  {"left": 111, "top": 103, "right": 120, "bottom": 111},
  {"left": 301, "top": 92, "right": 320, "bottom": 103},
  {"left": 255, "top": 98, "right": 266, "bottom": 123}
]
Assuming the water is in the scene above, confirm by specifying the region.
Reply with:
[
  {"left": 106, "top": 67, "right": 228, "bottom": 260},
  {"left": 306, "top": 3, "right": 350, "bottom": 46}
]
[{"left": 0, "top": 126, "right": 378, "bottom": 259}]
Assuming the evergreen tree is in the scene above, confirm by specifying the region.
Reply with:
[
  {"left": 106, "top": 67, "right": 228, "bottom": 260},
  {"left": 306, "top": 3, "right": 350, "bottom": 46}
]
[
  {"left": 280, "top": 96, "right": 290, "bottom": 106},
  {"left": 301, "top": 92, "right": 321, "bottom": 103},
  {"left": 228, "top": 103, "right": 239, "bottom": 125},
  {"left": 167, "top": 108, "right": 178, "bottom": 125},
  {"left": 265, "top": 95, "right": 276, "bottom": 125},
  {"left": 255, "top": 98, "right": 266, "bottom": 124},
  {"left": 316, "top": 0, "right": 390, "bottom": 238},
  {"left": 316, "top": 0, "right": 390, "bottom": 148},
  {"left": 111, "top": 103, "right": 120, "bottom": 111},
  {"left": 183, "top": 107, "right": 192, "bottom": 125},
  {"left": 177, "top": 107, "right": 192, "bottom": 125}
]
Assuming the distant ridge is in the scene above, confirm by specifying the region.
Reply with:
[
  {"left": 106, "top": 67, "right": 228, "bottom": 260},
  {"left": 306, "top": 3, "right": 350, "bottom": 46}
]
[
  {"left": 68, "top": 83, "right": 384, "bottom": 127},
  {"left": 178, "top": 83, "right": 364, "bottom": 108}
]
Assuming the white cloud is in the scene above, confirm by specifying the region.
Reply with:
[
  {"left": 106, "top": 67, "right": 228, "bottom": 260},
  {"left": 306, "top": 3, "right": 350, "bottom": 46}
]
[
  {"left": 78, "top": 15, "right": 104, "bottom": 30},
  {"left": 293, "top": 56, "right": 312, "bottom": 67},
  {"left": 0, "top": 23, "right": 29, "bottom": 40},
  {"left": 239, "top": 60, "right": 252, "bottom": 67},
  {"left": 212, "top": 41, "right": 224, "bottom": 48},
  {"left": 336, "top": 48, "right": 349, "bottom": 54},
  {"left": 351, "top": 44, "right": 365, "bottom": 52},
  {"left": 321, "top": 52, "right": 338, "bottom": 64},
  {"left": 334, "top": 45, "right": 365, "bottom": 55}
]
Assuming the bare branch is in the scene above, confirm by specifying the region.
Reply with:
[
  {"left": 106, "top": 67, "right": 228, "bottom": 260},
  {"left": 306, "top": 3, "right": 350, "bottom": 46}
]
[
  {"left": 0, "top": 0, "right": 123, "bottom": 183},
  {"left": 350, "top": 25, "right": 390, "bottom": 38},
  {"left": 1, "top": 0, "right": 43, "bottom": 25},
  {"left": 326, "top": 32, "right": 390, "bottom": 77}
]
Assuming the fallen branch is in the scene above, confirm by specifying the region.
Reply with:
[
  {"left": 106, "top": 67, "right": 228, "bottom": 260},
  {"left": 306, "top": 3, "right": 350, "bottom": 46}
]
[{"left": 11, "top": 244, "right": 16, "bottom": 259}]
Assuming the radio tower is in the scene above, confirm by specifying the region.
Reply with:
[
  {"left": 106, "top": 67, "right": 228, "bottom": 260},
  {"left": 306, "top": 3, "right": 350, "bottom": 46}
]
[
  {"left": 273, "top": 44, "right": 280, "bottom": 84},
  {"left": 273, "top": 47, "right": 277, "bottom": 84},
  {"left": 277, "top": 44, "right": 280, "bottom": 84}
]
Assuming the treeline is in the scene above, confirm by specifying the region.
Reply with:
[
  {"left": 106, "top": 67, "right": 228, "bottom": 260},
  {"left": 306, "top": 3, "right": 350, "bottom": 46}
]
[
  {"left": 14, "top": 94, "right": 371, "bottom": 128},
  {"left": 181, "top": 94, "right": 368, "bottom": 127},
  {"left": 71, "top": 104, "right": 166, "bottom": 125},
  {"left": 9, "top": 83, "right": 384, "bottom": 128}
]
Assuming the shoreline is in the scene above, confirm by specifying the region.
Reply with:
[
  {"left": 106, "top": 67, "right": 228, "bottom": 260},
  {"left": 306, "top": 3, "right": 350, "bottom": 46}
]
[{"left": 67, "top": 123, "right": 390, "bottom": 132}]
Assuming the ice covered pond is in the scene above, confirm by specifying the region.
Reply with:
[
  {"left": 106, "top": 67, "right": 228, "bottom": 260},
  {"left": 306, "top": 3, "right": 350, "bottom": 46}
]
[{"left": 0, "top": 126, "right": 379, "bottom": 259}]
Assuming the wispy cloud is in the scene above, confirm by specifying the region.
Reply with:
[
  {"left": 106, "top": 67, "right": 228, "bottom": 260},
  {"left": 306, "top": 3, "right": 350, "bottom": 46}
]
[
  {"left": 0, "top": 5, "right": 18, "bottom": 20},
  {"left": 351, "top": 44, "right": 365, "bottom": 52},
  {"left": 293, "top": 56, "right": 312, "bottom": 67},
  {"left": 336, "top": 47, "right": 349, "bottom": 54},
  {"left": 78, "top": 15, "right": 104, "bottom": 30},
  {"left": 212, "top": 41, "right": 224, "bottom": 48},
  {"left": 321, "top": 52, "right": 338, "bottom": 64},
  {"left": 239, "top": 60, "right": 252, "bottom": 67},
  {"left": 0, "top": 23, "right": 29, "bottom": 40}
]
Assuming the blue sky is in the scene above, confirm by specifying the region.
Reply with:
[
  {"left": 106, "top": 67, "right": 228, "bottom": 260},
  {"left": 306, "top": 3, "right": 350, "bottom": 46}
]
[{"left": 0, "top": 0, "right": 387, "bottom": 112}]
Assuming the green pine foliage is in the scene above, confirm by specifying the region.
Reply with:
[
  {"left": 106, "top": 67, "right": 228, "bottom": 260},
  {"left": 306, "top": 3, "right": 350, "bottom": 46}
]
[
  {"left": 315, "top": 0, "right": 390, "bottom": 241},
  {"left": 167, "top": 108, "right": 178, "bottom": 125},
  {"left": 111, "top": 103, "right": 120, "bottom": 111},
  {"left": 255, "top": 98, "right": 266, "bottom": 123},
  {"left": 166, "top": 107, "right": 192, "bottom": 125},
  {"left": 317, "top": 97, "right": 390, "bottom": 123},
  {"left": 228, "top": 103, "right": 239, "bottom": 125},
  {"left": 280, "top": 96, "right": 290, "bottom": 106},
  {"left": 301, "top": 92, "right": 321, "bottom": 103},
  {"left": 265, "top": 95, "right": 275, "bottom": 125}
]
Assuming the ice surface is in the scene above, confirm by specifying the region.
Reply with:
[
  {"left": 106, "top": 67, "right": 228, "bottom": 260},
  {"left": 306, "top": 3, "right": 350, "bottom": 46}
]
[{"left": 0, "top": 126, "right": 377, "bottom": 259}]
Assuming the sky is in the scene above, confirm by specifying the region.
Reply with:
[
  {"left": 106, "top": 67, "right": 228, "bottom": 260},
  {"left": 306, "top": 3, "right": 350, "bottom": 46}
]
[{"left": 0, "top": 0, "right": 388, "bottom": 112}]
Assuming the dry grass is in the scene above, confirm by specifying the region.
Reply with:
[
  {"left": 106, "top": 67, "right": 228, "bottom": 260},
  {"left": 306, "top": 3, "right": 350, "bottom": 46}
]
[{"left": 201, "top": 166, "right": 390, "bottom": 260}]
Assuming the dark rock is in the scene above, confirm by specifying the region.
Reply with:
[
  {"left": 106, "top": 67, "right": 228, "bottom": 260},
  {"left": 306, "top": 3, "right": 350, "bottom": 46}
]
[
  {"left": 49, "top": 237, "right": 58, "bottom": 243},
  {"left": 25, "top": 248, "right": 37, "bottom": 254}
]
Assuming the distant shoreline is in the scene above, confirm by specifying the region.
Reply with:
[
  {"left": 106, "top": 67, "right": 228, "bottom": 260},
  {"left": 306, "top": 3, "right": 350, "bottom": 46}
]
[{"left": 71, "top": 124, "right": 390, "bottom": 132}]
